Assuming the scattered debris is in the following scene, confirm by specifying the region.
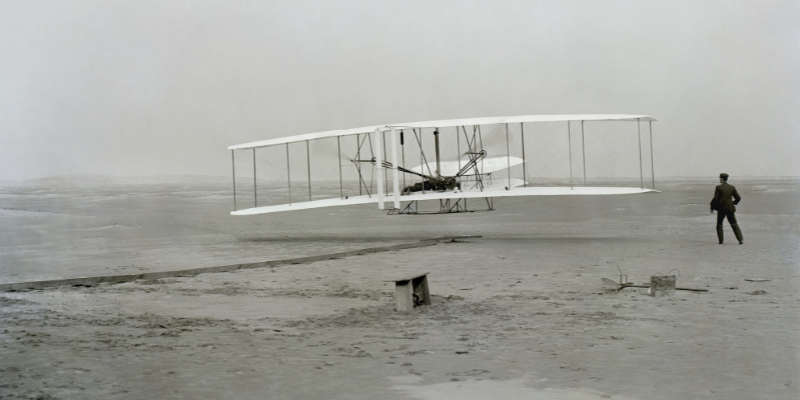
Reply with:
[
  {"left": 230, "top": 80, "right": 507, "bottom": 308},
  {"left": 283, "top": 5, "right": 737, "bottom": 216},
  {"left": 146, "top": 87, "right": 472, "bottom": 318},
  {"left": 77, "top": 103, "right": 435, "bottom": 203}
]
[
  {"left": 601, "top": 271, "right": 708, "bottom": 294},
  {"left": 601, "top": 278, "right": 620, "bottom": 288},
  {"left": 745, "top": 278, "right": 771, "bottom": 282},
  {"left": 650, "top": 275, "right": 676, "bottom": 297},
  {"left": 748, "top": 290, "right": 767, "bottom": 295}
]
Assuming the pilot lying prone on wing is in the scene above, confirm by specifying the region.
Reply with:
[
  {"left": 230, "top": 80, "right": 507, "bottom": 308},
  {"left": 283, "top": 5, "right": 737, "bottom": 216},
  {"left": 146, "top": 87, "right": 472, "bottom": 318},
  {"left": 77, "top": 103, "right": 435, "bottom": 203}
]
[{"left": 402, "top": 176, "right": 460, "bottom": 195}]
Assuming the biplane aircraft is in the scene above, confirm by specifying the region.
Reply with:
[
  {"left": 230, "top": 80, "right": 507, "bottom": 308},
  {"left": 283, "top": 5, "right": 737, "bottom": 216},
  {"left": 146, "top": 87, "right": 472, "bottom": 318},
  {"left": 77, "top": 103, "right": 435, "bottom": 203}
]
[{"left": 227, "top": 115, "right": 658, "bottom": 215}]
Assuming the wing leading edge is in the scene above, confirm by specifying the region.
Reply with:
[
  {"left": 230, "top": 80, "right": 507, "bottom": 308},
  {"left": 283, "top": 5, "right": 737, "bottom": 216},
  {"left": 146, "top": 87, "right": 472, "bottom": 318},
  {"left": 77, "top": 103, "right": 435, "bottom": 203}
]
[{"left": 228, "top": 114, "right": 657, "bottom": 150}]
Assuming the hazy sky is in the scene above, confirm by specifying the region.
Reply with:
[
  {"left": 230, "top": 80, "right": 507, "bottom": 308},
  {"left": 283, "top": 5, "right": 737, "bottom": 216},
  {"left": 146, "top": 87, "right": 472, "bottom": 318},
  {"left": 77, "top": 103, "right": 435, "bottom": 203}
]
[{"left": 1, "top": 0, "right": 798, "bottom": 181}]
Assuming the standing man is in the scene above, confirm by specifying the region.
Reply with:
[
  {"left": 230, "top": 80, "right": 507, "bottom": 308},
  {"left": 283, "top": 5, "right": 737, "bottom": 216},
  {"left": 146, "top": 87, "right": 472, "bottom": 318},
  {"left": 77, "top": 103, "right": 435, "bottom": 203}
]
[{"left": 710, "top": 173, "right": 743, "bottom": 244}]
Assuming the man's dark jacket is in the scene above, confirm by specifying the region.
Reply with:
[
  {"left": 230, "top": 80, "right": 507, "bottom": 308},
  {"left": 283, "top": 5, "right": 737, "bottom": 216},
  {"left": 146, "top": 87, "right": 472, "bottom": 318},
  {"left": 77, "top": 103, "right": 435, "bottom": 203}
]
[{"left": 710, "top": 182, "right": 741, "bottom": 213}]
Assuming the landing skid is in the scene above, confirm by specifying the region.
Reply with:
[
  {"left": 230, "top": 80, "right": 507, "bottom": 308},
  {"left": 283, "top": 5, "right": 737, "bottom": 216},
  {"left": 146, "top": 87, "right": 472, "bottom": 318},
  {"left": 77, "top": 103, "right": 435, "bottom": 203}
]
[{"left": 387, "top": 198, "right": 494, "bottom": 215}]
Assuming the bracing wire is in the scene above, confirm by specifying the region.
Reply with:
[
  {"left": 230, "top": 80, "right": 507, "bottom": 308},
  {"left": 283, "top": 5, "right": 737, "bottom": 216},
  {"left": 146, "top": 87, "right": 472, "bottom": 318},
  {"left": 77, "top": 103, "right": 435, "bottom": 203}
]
[
  {"left": 528, "top": 133, "right": 571, "bottom": 179},
  {"left": 592, "top": 133, "right": 640, "bottom": 181},
  {"left": 582, "top": 122, "right": 643, "bottom": 183}
]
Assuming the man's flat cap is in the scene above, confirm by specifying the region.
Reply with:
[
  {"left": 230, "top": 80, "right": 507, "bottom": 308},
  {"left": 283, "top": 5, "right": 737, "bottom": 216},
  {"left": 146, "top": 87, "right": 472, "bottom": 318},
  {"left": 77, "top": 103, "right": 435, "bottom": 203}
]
[{"left": 720, "top": 173, "right": 729, "bottom": 179}]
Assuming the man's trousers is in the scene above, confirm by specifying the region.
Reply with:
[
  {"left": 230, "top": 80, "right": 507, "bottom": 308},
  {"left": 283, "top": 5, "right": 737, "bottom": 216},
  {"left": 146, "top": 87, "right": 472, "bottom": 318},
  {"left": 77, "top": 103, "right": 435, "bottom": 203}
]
[{"left": 716, "top": 210, "right": 743, "bottom": 244}]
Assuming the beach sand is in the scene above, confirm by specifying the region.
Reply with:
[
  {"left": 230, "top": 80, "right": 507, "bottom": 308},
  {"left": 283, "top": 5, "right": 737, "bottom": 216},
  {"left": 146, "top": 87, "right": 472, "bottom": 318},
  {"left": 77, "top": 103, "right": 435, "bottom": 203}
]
[{"left": 1, "top": 178, "right": 798, "bottom": 399}]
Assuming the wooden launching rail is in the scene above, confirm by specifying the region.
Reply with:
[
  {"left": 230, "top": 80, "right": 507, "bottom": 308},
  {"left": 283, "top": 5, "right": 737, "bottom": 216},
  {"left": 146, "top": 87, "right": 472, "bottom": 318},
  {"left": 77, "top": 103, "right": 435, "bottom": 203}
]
[{"left": 0, "top": 236, "right": 481, "bottom": 292}]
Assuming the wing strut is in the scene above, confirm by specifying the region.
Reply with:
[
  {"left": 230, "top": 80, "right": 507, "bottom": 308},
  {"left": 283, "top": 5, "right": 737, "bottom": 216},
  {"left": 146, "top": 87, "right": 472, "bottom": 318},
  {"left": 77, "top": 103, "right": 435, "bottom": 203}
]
[
  {"left": 375, "top": 128, "right": 384, "bottom": 210},
  {"left": 581, "top": 121, "right": 586, "bottom": 187},
  {"left": 416, "top": 129, "right": 424, "bottom": 194},
  {"left": 505, "top": 123, "right": 511, "bottom": 190},
  {"left": 382, "top": 130, "right": 388, "bottom": 196},
  {"left": 567, "top": 122, "right": 573, "bottom": 190},
  {"left": 231, "top": 150, "right": 237, "bottom": 211},
  {"left": 478, "top": 125, "right": 487, "bottom": 189},
  {"left": 650, "top": 121, "right": 655, "bottom": 190},
  {"left": 253, "top": 148, "right": 257, "bottom": 207},
  {"left": 286, "top": 143, "right": 292, "bottom": 205},
  {"left": 391, "top": 127, "right": 400, "bottom": 209},
  {"left": 521, "top": 122, "right": 527, "bottom": 187},
  {"left": 306, "top": 140, "right": 312, "bottom": 201},
  {"left": 637, "top": 118, "right": 643, "bottom": 189},
  {"left": 355, "top": 134, "right": 362, "bottom": 196},
  {"left": 338, "top": 136, "right": 343, "bottom": 199},
  {"left": 401, "top": 130, "right": 406, "bottom": 188},
  {"left": 434, "top": 128, "right": 441, "bottom": 176}
]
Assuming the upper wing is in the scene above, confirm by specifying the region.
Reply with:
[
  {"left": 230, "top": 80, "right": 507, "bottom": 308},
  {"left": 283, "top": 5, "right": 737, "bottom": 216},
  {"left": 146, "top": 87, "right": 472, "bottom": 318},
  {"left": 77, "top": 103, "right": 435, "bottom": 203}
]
[{"left": 228, "top": 115, "right": 657, "bottom": 150}]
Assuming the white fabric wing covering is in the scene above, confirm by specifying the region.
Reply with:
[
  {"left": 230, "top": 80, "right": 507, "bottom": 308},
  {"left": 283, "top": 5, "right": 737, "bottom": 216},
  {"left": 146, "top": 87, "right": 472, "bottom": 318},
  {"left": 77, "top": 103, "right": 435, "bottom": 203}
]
[
  {"left": 231, "top": 187, "right": 659, "bottom": 216},
  {"left": 228, "top": 114, "right": 657, "bottom": 150}
]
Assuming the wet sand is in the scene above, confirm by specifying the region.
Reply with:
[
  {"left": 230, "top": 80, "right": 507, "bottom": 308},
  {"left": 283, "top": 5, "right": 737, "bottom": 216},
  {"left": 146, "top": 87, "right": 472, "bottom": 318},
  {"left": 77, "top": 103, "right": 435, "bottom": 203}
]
[{"left": 1, "top": 177, "right": 798, "bottom": 399}]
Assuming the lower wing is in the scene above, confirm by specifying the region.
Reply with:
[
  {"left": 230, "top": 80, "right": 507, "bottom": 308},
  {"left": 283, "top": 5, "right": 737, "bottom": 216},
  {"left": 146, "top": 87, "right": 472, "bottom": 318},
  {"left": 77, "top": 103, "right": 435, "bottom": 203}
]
[{"left": 231, "top": 186, "right": 659, "bottom": 215}]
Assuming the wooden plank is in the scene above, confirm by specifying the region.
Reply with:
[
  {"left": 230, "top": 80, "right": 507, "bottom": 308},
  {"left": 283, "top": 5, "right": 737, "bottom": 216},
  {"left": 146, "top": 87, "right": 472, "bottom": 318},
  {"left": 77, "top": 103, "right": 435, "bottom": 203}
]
[
  {"left": 414, "top": 275, "right": 431, "bottom": 305},
  {"left": 396, "top": 281, "right": 414, "bottom": 313},
  {"left": 384, "top": 272, "right": 429, "bottom": 283}
]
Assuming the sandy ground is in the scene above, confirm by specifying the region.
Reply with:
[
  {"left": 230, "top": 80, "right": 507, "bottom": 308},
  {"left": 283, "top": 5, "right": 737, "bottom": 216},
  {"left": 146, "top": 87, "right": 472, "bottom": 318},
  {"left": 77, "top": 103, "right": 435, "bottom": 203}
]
[{"left": 1, "top": 177, "right": 798, "bottom": 399}]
